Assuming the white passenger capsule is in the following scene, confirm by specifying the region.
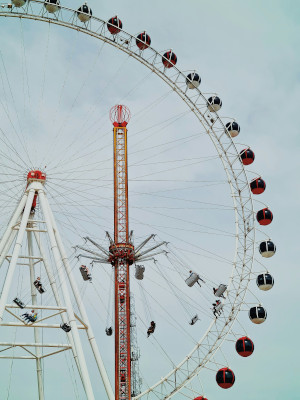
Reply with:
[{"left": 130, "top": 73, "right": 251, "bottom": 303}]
[
  {"left": 249, "top": 305, "right": 267, "bottom": 324},
  {"left": 186, "top": 72, "right": 201, "bottom": 89},
  {"left": 44, "top": 0, "right": 60, "bottom": 13},
  {"left": 77, "top": 2, "right": 92, "bottom": 23},
  {"left": 259, "top": 240, "right": 276, "bottom": 258},
  {"left": 225, "top": 121, "right": 240, "bottom": 137},
  {"left": 207, "top": 96, "right": 222, "bottom": 112},
  {"left": 256, "top": 273, "right": 274, "bottom": 291},
  {"left": 12, "top": 0, "right": 26, "bottom": 7}
]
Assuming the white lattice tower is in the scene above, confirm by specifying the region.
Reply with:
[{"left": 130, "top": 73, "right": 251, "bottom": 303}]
[{"left": 0, "top": 171, "right": 114, "bottom": 400}]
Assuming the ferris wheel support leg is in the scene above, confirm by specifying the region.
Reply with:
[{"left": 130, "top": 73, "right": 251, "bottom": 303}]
[
  {"left": 27, "top": 229, "right": 44, "bottom": 400},
  {"left": 38, "top": 188, "right": 95, "bottom": 400},
  {"left": 0, "top": 229, "right": 18, "bottom": 271},
  {"left": 32, "top": 230, "right": 85, "bottom": 386},
  {"left": 46, "top": 199, "right": 114, "bottom": 400},
  {"left": 0, "top": 192, "right": 28, "bottom": 262},
  {"left": 0, "top": 189, "right": 35, "bottom": 321}
]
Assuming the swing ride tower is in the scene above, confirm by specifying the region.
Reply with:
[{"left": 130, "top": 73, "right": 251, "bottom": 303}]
[
  {"left": 76, "top": 105, "right": 168, "bottom": 399},
  {"left": 109, "top": 105, "right": 133, "bottom": 400}
]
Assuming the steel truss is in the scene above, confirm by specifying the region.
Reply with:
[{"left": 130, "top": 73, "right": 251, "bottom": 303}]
[
  {"left": 78, "top": 121, "right": 167, "bottom": 399},
  {"left": 130, "top": 295, "right": 142, "bottom": 397},
  {"left": 0, "top": 2, "right": 256, "bottom": 399},
  {"left": 0, "top": 180, "right": 114, "bottom": 400}
]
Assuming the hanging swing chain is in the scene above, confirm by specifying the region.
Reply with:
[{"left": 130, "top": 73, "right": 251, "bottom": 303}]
[
  {"left": 153, "top": 260, "right": 193, "bottom": 320},
  {"left": 138, "top": 282, "right": 152, "bottom": 322},
  {"left": 106, "top": 267, "right": 114, "bottom": 328}
]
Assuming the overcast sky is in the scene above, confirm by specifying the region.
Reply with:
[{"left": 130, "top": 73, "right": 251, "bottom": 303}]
[{"left": 0, "top": 0, "right": 298, "bottom": 399}]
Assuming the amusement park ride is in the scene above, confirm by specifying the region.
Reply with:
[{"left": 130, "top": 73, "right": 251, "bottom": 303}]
[
  {"left": 0, "top": 1, "right": 276, "bottom": 400},
  {"left": 77, "top": 105, "right": 167, "bottom": 400}
]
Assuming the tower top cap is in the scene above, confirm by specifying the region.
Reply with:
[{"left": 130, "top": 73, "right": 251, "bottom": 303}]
[
  {"left": 109, "top": 105, "right": 131, "bottom": 127},
  {"left": 27, "top": 170, "right": 46, "bottom": 184}
]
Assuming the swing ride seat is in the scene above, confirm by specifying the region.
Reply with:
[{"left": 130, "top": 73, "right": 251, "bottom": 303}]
[
  {"left": 105, "top": 327, "right": 113, "bottom": 336},
  {"left": 185, "top": 272, "right": 199, "bottom": 287},
  {"left": 13, "top": 297, "right": 25, "bottom": 309},
  {"left": 34, "top": 281, "right": 46, "bottom": 294},
  {"left": 27, "top": 315, "right": 38, "bottom": 323},
  {"left": 60, "top": 323, "right": 71, "bottom": 332},
  {"left": 147, "top": 321, "right": 156, "bottom": 336},
  {"left": 80, "top": 266, "right": 92, "bottom": 281},
  {"left": 135, "top": 265, "right": 145, "bottom": 280},
  {"left": 214, "top": 284, "right": 227, "bottom": 297},
  {"left": 215, "top": 301, "right": 224, "bottom": 313},
  {"left": 189, "top": 314, "right": 199, "bottom": 325},
  {"left": 37, "top": 286, "right": 46, "bottom": 294}
]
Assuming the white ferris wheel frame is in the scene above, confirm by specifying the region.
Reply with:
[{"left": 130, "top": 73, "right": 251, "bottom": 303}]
[{"left": 0, "top": 1, "right": 256, "bottom": 399}]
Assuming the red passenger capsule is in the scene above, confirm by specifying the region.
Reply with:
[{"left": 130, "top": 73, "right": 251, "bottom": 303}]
[
  {"left": 107, "top": 16, "right": 122, "bottom": 35},
  {"left": 236, "top": 336, "right": 254, "bottom": 357},
  {"left": 136, "top": 32, "right": 151, "bottom": 50},
  {"left": 193, "top": 397, "right": 208, "bottom": 400},
  {"left": 256, "top": 208, "right": 273, "bottom": 225},
  {"left": 240, "top": 148, "right": 255, "bottom": 165},
  {"left": 250, "top": 177, "right": 266, "bottom": 195},
  {"left": 162, "top": 51, "right": 177, "bottom": 68},
  {"left": 216, "top": 367, "right": 235, "bottom": 389}
]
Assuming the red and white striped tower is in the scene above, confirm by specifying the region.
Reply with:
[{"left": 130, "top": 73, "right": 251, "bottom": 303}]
[
  {"left": 78, "top": 106, "right": 166, "bottom": 398},
  {"left": 109, "top": 105, "right": 134, "bottom": 400}
]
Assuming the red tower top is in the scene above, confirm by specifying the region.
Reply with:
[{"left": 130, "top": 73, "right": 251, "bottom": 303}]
[
  {"left": 110, "top": 105, "right": 131, "bottom": 127},
  {"left": 27, "top": 170, "right": 46, "bottom": 183}
]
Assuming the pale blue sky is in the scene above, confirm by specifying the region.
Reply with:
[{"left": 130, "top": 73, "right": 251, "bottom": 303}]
[{"left": 0, "top": 0, "right": 298, "bottom": 399}]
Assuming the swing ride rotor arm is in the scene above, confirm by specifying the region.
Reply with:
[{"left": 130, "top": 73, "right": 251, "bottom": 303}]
[
  {"left": 75, "top": 245, "right": 108, "bottom": 259},
  {"left": 77, "top": 254, "right": 110, "bottom": 264},
  {"left": 135, "top": 250, "right": 168, "bottom": 262},
  {"left": 133, "top": 234, "right": 155, "bottom": 254},
  {"left": 84, "top": 237, "right": 111, "bottom": 257},
  {"left": 135, "top": 241, "right": 167, "bottom": 259}
]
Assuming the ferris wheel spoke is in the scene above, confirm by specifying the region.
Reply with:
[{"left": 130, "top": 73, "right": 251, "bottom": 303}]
[
  {"left": 46, "top": 181, "right": 113, "bottom": 213},
  {"left": 0, "top": 122, "right": 30, "bottom": 169},
  {"left": 130, "top": 220, "right": 234, "bottom": 269},
  {"left": 75, "top": 51, "right": 132, "bottom": 134},
  {"left": 130, "top": 159, "right": 223, "bottom": 181},
  {"left": 46, "top": 139, "right": 112, "bottom": 172},
  {"left": 130, "top": 133, "right": 206, "bottom": 168},
  {"left": 0, "top": 58, "right": 32, "bottom": 167},
  {"left": 130, "top": 109, "right": 192, "bottom": 151},
  {"left": 131, "top": 205, "right": 234, "bottom": 235},
  {"left": 47, "top": 50, "right": 131, "bottom": 168},
  {"left": 50, "top": 46, "right": 108, "bottom": 151},
  {"left": 46, "top": 187, "right": 112, "bottom": 234},
  {"left": 19, "top": 18, "right": 31, "bottom": 118},
  {"left": 36, "top": 20, "right": 51, "bottom": 128},
  {"left": 133, "top": 87, "right": 174, "bottom": 121}
]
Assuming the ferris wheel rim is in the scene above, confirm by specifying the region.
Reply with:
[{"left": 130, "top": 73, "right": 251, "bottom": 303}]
[{"left": 0, "top": 2, "right": 256, "bottom": 398}]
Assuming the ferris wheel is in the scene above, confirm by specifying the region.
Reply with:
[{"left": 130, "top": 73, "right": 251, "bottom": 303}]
[{"left": 0, "top": 1, "right": 276, "bottom": 399}]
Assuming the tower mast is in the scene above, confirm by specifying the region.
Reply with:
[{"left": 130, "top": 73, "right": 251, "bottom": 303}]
[
  {"left": 110, "top": 105, "right": 133, "bottom": 400},
  {"left": 77, "top": 105, "right": 167, "bottom": 398}
]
